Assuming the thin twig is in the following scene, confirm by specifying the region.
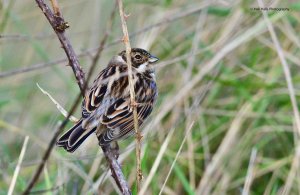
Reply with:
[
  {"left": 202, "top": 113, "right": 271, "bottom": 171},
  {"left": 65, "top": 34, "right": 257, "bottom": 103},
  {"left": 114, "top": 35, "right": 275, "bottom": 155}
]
[
  {"left": 36, "top": 83, "right": 79, "bottom": 122},
  {"left": 117, "top": 0, "right": 142, "bottom": 192},
  {"left": 0, "top": 58, "right": 67, "bottom": 78},
  {"left": 242, "top": 148, "right": 257, "bottom": 195},
  {"left": 8, "top": 136, "right": 29, "bottom": 195},
  {"left": 101, "top": 145, "right": 131, "bottom": 194}
]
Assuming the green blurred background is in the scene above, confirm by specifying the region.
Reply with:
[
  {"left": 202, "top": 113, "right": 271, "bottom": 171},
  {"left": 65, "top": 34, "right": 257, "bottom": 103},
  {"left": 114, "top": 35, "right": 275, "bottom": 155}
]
[{"left": 1, "top": 0, "right": 300, "bottom": 194}]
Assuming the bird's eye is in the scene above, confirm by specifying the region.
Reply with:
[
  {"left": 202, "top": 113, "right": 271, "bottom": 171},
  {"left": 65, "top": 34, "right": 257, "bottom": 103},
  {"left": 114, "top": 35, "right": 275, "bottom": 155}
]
[{"left": 135, "top": 54, "right": 142, "bottom": 60}]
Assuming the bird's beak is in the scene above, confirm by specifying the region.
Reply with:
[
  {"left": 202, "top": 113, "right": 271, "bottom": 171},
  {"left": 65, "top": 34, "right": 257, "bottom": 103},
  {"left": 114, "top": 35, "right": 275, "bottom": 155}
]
[{"left": 149, "top": 55, "right": 159, "bottom": 63}]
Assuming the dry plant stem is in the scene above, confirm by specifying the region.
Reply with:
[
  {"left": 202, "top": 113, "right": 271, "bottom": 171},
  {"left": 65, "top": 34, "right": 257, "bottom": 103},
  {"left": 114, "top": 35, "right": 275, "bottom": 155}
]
[
  {"left": 24, "top": 0, "right": 130, "bottom": 194},
  {"left": 37, "top": 83, "right": 79, "bottom": 123},
  {"left": 242, "top": 148, "right": 257, "bottom": 195},
  {"left": 281, "top": 141, "right": 300, "bottom": 195},
  {"left": 8, "top": 136, "right": 29, "bottom": 195},
  {"left": 117, "top": 0, "right": 142, "bottom": 192},
  {"left": 50, "top": 0, "right": 60, "bottom": 16}
]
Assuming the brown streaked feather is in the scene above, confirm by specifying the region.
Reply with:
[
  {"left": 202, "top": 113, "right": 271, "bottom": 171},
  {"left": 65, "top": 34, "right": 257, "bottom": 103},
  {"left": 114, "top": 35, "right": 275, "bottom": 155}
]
[
  {"left": 83, "top": 65, "right": 126, "bottom": 115},
  {"left": 98, "top": 96, "right": 154, "bottom": 145},
  {"left": 56, "top": 119, "right": 96, "bottom": 153}
]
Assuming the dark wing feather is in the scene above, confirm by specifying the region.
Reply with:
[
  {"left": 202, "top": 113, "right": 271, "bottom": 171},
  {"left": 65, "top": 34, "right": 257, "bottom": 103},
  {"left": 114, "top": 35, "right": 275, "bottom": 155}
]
[
  {"left": 82, "top": 66, "right": 118, "bottom": 118},
  {"left": 98, "top": 98, "right": 153, "bottom": 145}
]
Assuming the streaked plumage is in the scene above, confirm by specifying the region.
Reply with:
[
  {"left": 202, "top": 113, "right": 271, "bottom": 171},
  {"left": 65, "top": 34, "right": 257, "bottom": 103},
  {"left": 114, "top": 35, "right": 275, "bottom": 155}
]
[{"left": 56, "top": 48, "right": 159, "bottom": 152}]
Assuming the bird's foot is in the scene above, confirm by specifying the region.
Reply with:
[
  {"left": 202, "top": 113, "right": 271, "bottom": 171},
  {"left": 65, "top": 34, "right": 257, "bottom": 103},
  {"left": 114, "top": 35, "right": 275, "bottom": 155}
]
[{"left": 110, "top": 141, "right": 120, "bottom": 159}]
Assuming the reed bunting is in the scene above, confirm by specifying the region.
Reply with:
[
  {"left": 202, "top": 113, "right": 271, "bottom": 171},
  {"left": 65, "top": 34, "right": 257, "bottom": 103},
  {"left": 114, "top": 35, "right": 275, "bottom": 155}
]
[{"left": 56, "top": 48, "right": 159, "bottom": 152}]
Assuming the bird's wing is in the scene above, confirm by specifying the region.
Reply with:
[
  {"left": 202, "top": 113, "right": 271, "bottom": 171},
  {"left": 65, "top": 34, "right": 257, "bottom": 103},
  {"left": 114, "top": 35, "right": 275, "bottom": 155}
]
[
  {"left": 82, "top": 63, "right": 156, "bottom": 144},
  {"left": 82, "top": 65, "right": 125, "bottom": 118},
  {"left": 99, "top": 98, "right": 154, "bottom": 144}
]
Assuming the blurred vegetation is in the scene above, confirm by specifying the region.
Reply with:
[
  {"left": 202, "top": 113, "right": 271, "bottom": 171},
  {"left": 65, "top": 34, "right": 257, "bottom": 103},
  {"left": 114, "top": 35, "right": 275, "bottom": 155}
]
[{"left": 1, "top": 0, "right": 300, "bottom": 194}]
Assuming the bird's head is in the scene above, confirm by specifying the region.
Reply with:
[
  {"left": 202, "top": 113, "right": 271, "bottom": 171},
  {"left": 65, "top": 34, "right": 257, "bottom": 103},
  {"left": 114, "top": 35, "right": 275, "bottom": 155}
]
[{"left": 118, "top": 48, "right": 159, "bottom": 73}]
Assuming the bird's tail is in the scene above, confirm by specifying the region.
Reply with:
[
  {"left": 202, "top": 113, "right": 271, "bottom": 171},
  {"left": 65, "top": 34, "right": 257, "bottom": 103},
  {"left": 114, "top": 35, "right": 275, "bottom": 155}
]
[{"left": 56, "top": 119, "right": 95, "bottom": 152}]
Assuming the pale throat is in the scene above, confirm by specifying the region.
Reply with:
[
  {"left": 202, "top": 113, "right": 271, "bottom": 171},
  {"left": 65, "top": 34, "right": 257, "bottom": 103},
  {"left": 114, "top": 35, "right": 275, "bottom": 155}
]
[
  {"left": 136, "top": 63, "right": 156, "bottom": 80},
  {"left": 135, "top": 62, "right": 149, "bottom": 73}
]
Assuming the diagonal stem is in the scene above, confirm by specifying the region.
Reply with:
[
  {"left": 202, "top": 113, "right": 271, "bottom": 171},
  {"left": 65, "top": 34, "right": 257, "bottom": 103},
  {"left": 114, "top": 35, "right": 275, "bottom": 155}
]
[{"left": 117, "top": 0, "right": 142, "bottom": 192}]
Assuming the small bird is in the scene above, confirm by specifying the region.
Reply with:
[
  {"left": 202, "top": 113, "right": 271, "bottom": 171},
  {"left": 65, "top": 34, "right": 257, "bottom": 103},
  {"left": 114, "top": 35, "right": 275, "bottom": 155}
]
[{"left": 56, "top": 48, "right": 159, "bottom": 152}]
